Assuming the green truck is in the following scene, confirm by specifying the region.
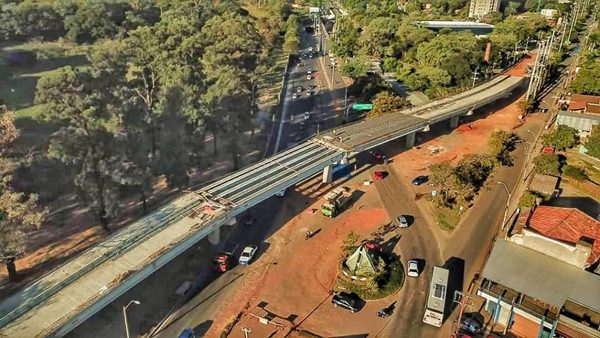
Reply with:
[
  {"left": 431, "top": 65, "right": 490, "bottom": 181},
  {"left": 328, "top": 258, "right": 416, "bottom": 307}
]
[{"left": 321, "top": 187, "right": 353, "bottom": 217}]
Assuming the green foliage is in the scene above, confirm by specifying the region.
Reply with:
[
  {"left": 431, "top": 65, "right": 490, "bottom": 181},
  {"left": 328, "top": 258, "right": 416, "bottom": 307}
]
[
  {"left": 0, "top": 0, "right": 160, "bottom": 43},
  {"left": 586, "top": 125, "right": 600, "bottom": 159},
  {"left": 563, "top": 165, "right": 588, "bottom": 181},
  {"left": 517, "top": 99, "right": 535, "bottom": 114},
  {"left": 570, "top": 57, "right": 600, "bottom": 95},
  {"left": 367, "top": 91, "right": 409, "bottom": 118},
  {"left": 533, "top": 153, "right": 561, "bottom": 176},
  {"left": 283, "top": 14, "right": 300, "bottom": 55},
  {"left": 518, "top": 191, "right": 537, "bottom": 207},
  {"left": 488, "top": 130, "right": 519, "bottom": 165},
  {"left": 340, "top": 57, "right": 369, "bottom": 79},
  {"left": 415, "top": 32, "right": 483, "bottom": 85},
  {"left": 542, "top": 125, "right": 578, "bottom": 151},
  {"left": 429, "top": 154, "right": 497, "bottom": 207},
  {"left": 342, "top": 231, "right": 360, "bottom": 254}
]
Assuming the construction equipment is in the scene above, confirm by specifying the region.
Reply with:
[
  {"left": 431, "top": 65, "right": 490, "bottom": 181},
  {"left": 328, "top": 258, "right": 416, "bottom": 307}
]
[
  {"left": 321, "top": 187, "right": 353, "bottom": 217},
  {"left": 213, "top": 242, "right": 239, "bottom": 272}
]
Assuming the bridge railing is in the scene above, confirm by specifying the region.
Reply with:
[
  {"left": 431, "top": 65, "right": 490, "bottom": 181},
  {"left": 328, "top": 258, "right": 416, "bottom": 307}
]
[{"left": 0, "top": 194, "right": 205, "bottom": 329}]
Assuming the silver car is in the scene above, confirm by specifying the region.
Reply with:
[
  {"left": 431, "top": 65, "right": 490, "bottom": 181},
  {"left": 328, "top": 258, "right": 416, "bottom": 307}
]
[
  {"left": 407, "top": 259, "right": 419, "bottom": 277},
  {"left": 396, "top": 215, "right": 409, "bottom": 228}
]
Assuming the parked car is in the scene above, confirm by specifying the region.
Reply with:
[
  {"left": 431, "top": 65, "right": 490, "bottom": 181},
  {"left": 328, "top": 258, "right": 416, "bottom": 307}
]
[
  {"left": 296, "top": 86, "right": 302, "bottom": 93},
  {"left": 308, "top": 47, "right": 314, "bottom": 52},
  {"left": 411, "top": 175, "right": 428, "bottom": 185},
  {"left": 459, "top": 314, "right": 482, "bottom": 334},
  {"left": 331, "top": 292, "right": 360, "bottom": 313},
  {"left": 306, "top": 74, "right": 312, "bottom": 80},
  {"left": 373, "top": 170, "right": 386, "bottom": 180},
  {"left": 307, "top": 69, "right": 313, "bottom": 74},
  {"left": 407, "top": 259, "right": 419, "bottom": 277},
  {"left": 238, "top": 245, "right": 258, "bottom": 265},
  {"left": 292, "top": 93, "right": 298, "bottom": 99},
  {"left": 178, "top": 328, "right": 196, "bottom": 338},
  {"left": 304, "top": 112, "right": 311, "bottom": 120},
  {"left": 396, "top": 215, "right": 409, "bottom": 228}
]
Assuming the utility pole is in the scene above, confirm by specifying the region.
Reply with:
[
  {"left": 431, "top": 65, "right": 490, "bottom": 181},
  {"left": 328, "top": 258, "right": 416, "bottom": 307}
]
[
  {"left": 451, "top": 291, "right": 473, "bottom": 338},
  {"left": 471, "top": 67, "right": 480, "bottom": 88},
  {"left": 331, "top": 58, "right": 336, "bottom": 87}
]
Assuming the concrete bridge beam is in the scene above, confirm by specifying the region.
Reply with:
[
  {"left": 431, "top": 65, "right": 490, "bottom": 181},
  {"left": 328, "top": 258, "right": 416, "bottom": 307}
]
[
  {"left": 322, "top": 164, "right": 333, "bottom": 184},
  {"left": 208, "top": 227, "right": 221, "bottom": 245},
  {"left": 450, "top": 115, "right": 460, "bottom": 128},
  {"left": 406, "top": 132, "right": 416, "bottom": 148}
]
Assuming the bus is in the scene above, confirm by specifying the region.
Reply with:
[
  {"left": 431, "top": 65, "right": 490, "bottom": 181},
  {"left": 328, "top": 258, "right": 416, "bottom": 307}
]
[{"left": 423, "top": 266, "right": 449, "bottom": 327}]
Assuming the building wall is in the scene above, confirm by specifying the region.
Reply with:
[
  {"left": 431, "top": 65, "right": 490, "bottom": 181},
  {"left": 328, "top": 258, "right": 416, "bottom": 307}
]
[
  {"left": 509, "top": 229, "right": 592, "bottom": 269},
  {"left": 468, "top": 0, "right": 500, "bottom": 18}
]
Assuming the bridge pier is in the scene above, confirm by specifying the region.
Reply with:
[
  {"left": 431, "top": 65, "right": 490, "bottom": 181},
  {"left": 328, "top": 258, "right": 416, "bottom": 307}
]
[
  {"left": 450, "top": 115, "right": 459, "bottom": 129},
  {"left": 405, "top": 132, "right": 416, "bottom": 148},
  {"left": 208, "top": 227, "right": 221, "bottom": 245},
  {"left": 322, "top": 164, "right": 333, "bottom": 184}
]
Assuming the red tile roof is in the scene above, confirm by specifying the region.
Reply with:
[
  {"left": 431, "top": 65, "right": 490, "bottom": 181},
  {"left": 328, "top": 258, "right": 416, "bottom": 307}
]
[
  {"left": 588, "top": 104, "right": 600, "bottom": 115},
  {"left": 568, "top": 101, "right": 587, "bottom": 111},
  {"left": 524, "top": 206, "right": 600, "bottom": 266}
]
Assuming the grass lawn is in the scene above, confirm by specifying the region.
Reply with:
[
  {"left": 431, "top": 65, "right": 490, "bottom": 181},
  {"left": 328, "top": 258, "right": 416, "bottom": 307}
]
[
  {"left": 434, "top": 206, "right": 461, "bottom": 231},
  {"left": 565, "top": 148, "right": 600, "bottom": 184},
  {"left": 0, "top": 40, "right": 88, "bottom": 120},
  {"left": 1, "top": 41, "right": 89, "bottom": 152}
]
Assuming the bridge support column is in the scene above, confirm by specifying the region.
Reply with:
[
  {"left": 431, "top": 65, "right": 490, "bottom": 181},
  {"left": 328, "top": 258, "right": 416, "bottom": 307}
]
[
  {"left": 322, "top": 165, "right": 333, "bottom": 184},
  {"left": 405, "top": 132, "right": 416, "bottom": 148},
  {"left": 450, "top": 115, "right": 459, "bottom": 129},
  {"left": 208, "top": 227, "right": 221, "bottom": 245}
]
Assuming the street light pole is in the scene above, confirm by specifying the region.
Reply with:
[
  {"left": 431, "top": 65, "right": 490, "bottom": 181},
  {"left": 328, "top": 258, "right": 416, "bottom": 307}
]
[
  {"left": 123, "top": 300, "right": 140, "bottom": 338},
  {"left": 497, "top": 181, "right": 511, "bottom": 231}
]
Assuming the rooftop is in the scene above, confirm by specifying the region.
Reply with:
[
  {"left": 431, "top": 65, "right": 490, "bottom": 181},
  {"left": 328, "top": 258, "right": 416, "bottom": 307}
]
[
  {"left": 414, "top": 20, "right": 495, "bottom": 28},
  {"left": 482, "top": 239, "right": 600, "bottom": 311},
  {"left": 527, "top": 173, "right": 559, "bottom": 196},
  {"left": 517, "top": 206, "right": 600, "bottom": 266}
]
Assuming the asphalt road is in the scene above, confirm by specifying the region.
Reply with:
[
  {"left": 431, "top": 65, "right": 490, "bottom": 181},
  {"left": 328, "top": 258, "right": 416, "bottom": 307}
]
[
  {"left": 369, "top": 149, "right": 441, "bottom": 338},
  {"left": 149, "top": 26, "right": 346, "bottom": 338},
  {"left": 275, "top": 28, "right": 345, "bottom": 152}
]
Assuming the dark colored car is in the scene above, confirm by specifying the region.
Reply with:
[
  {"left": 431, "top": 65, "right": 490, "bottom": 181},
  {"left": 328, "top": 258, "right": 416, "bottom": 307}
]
[
  {"left": 331, "top": 292, "right": 361, "bottom": 313},
  {"left": 179, "top": 328, "right": 196, "bottom": 338},
  {"left": 459, "top": 314, "right": 482, "bottom": 334},
  {"left": 412, "top": 175, "right": 429, "bottom": 185}
]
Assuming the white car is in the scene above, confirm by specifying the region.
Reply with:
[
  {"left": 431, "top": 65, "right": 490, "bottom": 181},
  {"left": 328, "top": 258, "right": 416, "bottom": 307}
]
[
  {"left": 306, "top": 75, "right": 312, "bottom": 80},
  {"left": 308, "top": 47, "right": 314, "bottom": 52},
  {"left": 307, "top": 69, "right": 312, "bottom": 74},
  {"left": 396, "top": 215, "right": 409, "bottom": 228},
  {"left": 407, "top": 259, "right": 419, "bottom": 277},
  {"left": 239, "top": 245, "right": 258, "bottom": 265},
  {"left": 275, "top": 189, "right": 286, "bottom": 197},
  {"left": 304, "top": 112, "right": 311, "bottom": 120},
  {"left": 292, "top": 93, "right": 298, "bottom": 99}
]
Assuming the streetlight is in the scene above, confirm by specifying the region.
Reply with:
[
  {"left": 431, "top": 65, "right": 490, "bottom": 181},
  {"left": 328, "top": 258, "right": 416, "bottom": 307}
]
[
  {"left": 123, "top": 300, "right": 140, "bottom": 338},
  {"left": 497, "top": 181, "right": 511, "bottom": 231}
]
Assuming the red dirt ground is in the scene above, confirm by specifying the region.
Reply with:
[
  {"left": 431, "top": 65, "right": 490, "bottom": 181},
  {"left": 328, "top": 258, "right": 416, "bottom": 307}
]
[
  {"left": 205, "top": 181, "right": 390, "bottom": 337},
  {"left": 505, "top": 53, "right": 536, "bottom": 77}
]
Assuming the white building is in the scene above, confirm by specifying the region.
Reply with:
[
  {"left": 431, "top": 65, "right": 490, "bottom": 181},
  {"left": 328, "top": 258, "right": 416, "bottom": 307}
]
[{"left": 468, "top": 0, "right": 500, "bottom": 18}]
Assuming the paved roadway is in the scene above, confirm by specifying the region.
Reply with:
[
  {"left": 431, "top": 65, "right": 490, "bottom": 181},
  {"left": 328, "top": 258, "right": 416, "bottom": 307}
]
[{"left": 148, "top": 25, "right": 347, "bottom": 338}]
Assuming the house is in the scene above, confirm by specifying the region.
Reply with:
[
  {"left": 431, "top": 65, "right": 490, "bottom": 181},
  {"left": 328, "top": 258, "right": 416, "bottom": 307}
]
[
  {"left": 511, "top": 206, "right": 600, "bottom": 269},
  {"left": 527, "top": 173, "right": 560, "bottom": 197},
  {"left": 477, "top": 206, "right": 600, "bottom": 337},
  {"left": 478, "top": 240, "right": 600, "bottom": 338},
  {"left": 568, "top": 94, "right": 600, "bottom": 115}
]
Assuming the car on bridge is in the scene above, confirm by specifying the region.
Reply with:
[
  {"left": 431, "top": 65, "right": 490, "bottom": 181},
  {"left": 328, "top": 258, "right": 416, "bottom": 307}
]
[{"left": 239, "top": 245, "right": 258, "bottom": 265}]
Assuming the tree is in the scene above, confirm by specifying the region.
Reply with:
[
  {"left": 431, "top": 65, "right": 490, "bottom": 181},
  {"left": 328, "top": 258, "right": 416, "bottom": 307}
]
[
  {"left": 585, "top": 125, "right": 600, "bottom": 159},
  {"left": 454, "top": 154, "right": 496, "bottom": 193},
  {"left": 367, "top": 92, "right": 409, "bottom": 118},
  {"left": 342, "top": 231, "right": 360, "bottom": 254},
  {"left": 533, "top": 153, "right": 561, "bottom": 176},
  {"left": 488, "top": 130, "right": 519, "bottom": 165},
  {"left": 517, "top": 99, "right": 535, "bottom": 114},
  {"left": 358, "top": 17, "right": 400, "bottom": 58},
  {"left": 35, "top": 66, "right": 124, "bottom": 232},
  {"left": 542, "top": 125, "right": 578, "bottom": 151},
  {"left": 0, "top": 106, "right": 47, "bottom": 282},
  {"left": 570, "top": 57, "right": 600, "bottom": 95},
  {"left": 340, "top": 57, "right": 369, "bottom": 79}
]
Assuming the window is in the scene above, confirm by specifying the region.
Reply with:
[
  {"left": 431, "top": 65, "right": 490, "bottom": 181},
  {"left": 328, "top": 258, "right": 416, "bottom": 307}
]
[{"left": 433, "top": 284, "right": 446, "bottom": 299}]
